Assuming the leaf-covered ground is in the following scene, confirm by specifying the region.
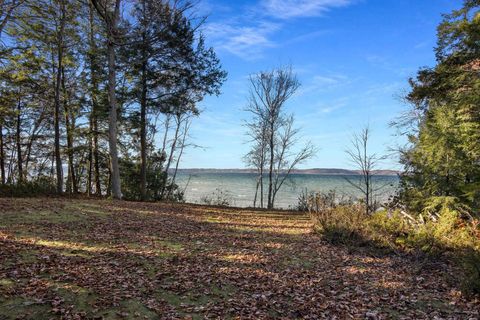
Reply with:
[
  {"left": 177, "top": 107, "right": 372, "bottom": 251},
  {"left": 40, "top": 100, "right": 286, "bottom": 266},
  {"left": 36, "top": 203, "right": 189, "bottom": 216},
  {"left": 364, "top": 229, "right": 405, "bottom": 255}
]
[{"left": 0, "top": 198, "right": 479, "bottom": 319}]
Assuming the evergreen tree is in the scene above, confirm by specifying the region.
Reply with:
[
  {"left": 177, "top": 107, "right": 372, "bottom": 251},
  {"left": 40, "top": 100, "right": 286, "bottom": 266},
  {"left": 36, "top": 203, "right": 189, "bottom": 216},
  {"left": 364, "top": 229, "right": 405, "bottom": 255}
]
[{"left": 398, "top": 0, "right": 480, "bottom": 214}]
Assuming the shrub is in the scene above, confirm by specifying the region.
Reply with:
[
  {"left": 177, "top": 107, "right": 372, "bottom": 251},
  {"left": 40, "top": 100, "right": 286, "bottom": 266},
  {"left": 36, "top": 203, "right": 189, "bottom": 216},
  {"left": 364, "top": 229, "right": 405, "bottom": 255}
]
[
  {"left": 368, "top": 210, "right": 411, "bottom": 249},
  {"left": 119, "top": 153, "right": 184, "bottom": 202},
  {"left": 200, "top": 188, "right": 233, "bottom": 207},
  {"left": 307, "top": 191, "right": 368, "bottom": 245},
  {"left": 295, "top": 188, "right": 310, "bottom": 211},
  {"left": 0, "top": 177, "right": 56, "bottom": 197},
  {"left": 310, "top": 195, "right": 480, "bottom": 296},
  {"left": 312, "top": 204, "right": 369, "bottom": 245}
]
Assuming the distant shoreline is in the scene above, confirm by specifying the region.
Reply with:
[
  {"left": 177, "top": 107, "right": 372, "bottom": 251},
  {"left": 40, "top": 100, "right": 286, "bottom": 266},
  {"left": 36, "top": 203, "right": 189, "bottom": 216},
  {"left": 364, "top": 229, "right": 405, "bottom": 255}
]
[{"left": 173, "top": 168, "right": 400, "bottom": 176}]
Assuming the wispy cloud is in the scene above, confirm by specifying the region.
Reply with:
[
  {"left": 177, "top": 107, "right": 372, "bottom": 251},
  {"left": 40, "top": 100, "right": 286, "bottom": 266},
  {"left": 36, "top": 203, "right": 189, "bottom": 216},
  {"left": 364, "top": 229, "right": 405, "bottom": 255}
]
[
  {"left": 297, "top": 74, "right": 350, "bottom": 96},
  {"left": 282, "top": 29, "right": 332, "bottom": 46},
  {"left": 365, "top": 54, "right": 415, "bottom": 77},
  {"left": 261, "top": 0, "right": 354, "bottom": 19},
  {"left": 203, "top": 21, "right": 280, "bottom": 60},
  {"left": 202, "top": 0, "right": 355, "bottom": 60}
]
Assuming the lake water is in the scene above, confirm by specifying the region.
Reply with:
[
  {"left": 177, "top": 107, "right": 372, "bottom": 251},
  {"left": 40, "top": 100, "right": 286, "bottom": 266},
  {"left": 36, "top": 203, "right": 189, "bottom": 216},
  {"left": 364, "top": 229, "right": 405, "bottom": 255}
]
[{"left": 175, "top": 172, "right": 399, "bottom": 209}]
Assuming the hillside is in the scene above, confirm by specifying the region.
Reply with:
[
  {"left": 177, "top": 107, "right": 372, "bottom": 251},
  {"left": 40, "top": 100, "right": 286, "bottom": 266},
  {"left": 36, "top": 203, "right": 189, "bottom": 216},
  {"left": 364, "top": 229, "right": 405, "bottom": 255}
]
[{"left": 0, "top": 198, "right": 478, "bottom": 319}]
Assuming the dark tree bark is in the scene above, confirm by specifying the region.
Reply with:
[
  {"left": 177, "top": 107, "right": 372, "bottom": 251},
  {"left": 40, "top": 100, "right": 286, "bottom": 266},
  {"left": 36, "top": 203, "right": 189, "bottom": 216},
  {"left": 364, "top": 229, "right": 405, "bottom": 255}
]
[
  {"left": 87, "top": 1, "right": 101, "bottom": 196},
  {"left": 62, "top": 67, "right": 77, "bottom": 194},
  {"left": 139, "top": 28, "right": 148, "bottom": 200},
  {"left": 53, "top": 0, "right": 65, "bottom": 194},
  {"left": 0, "top": 123, "right": 5, "bottom": 185},
  {"left": 15, "top": 98, "right": 22, "bottom": 183},
  {"left": 267, "top": 121, "right": 274, "bottom": 209}
]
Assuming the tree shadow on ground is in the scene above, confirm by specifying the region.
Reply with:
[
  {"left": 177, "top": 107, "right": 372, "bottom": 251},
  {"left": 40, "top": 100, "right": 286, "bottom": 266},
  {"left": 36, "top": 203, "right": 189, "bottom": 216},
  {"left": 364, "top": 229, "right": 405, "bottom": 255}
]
[{"left": 0, "top": 198, "right": 477, "bottom": 319}]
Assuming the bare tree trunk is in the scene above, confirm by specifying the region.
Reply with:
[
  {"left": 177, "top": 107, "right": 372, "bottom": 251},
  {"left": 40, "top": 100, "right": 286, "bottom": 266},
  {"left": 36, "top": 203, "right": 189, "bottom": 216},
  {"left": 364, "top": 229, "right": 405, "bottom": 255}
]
[
  {"left": 161, "top": 113, "right": 181, "bottom": 198},
  {"left": 87, "top": 116, "right": 93, "bottom": 195},
  {"left": 260, "top": 173, "right": 263, "bottom": 208},
  {"left": 160, "top": 114, "right": 170, "bottom": 156},
  {"left": 7, "top": 143, "right": 14, "bottom": 183},
  {"left": 267, "top": 122, "right": 274, "bottom": 209},
  {"left": 344, "top": 126, "right": 383, "bottom": 216},
  {"left": 253, "top": 176, "right": 260, "bottom": 208},
  {"left": 23, "top": 106, "right": 47, "bottom": 174},
  {"left": 0, "top": 123, "right": 5, "bottom": 185},
  {"left": 107, "top": 36, "right": 121, "bottom": 199},
  {"left": 62, "top": 67, "right": 77, "bottom": 194},
  {"left": 169, "top": 118, "right": 190, "bottom": 197},
  {"left": 87, "top": 1, "right": 101, "bottom": 196},
  {"left": 54, "top": 0, "right": 65, "bottom": 194},
  {"left": 139, "top": 20, "right": 148, "bottom": 200},
  {"left": 102, "top": 1, "right": 122, "bottom": 199},
  {"left": 165, "top": 115, "right": 181, "bottom": 175},
  {"left": 106, "top": 165, "right": 111, "bottom": 197},
  {"left": 16, "top": 98, "right": 23, "bottom": 183},
  {"left": 93, "top": 120, "right": 101, "bottom": 195},
  {"left": 91, "top": 0, "right": 122, "bottom": 199}
]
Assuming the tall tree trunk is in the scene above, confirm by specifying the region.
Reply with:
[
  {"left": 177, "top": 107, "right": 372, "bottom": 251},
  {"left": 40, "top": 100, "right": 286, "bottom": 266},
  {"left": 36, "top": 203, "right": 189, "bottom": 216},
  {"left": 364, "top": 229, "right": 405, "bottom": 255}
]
[
  {"left": 160, "top": 114, "right": 181, "bottom": 199},
  {"left": 267, "top": 122, "right": 274, "bottom": 209},
  {"left": 62, "top": 67, "right": 77, "bottom": 194},
  {"left": 87, "top": 115, "right": 93, "bottom": 195},
  {"left": 169, "top": 119, "right": 190, "bottom": 198},
  {"left": 139, "top": 25, "right": 148, "bottom": 201},
  {"left": 253, "top": 176, "right": 260, "bottom": 208},
  {"left": 91, "top": 0, "right": 122, "bottom": 199},
  {"left": 16, "top": 98, "right": 23, "bottom": 183},
  {"left": 260, "top": 168, "right": 264, "bottom": 208},
  {"left": 107, "top": 19, "right": 121, "bottom": 199},
  {"left": 106, "top": 165, "right": 111, "bottom": 197},
  {"left": 160, "top": 114, "right": 170, "bottom": 156},
  {"left": 0, "top": 123, "right": 5, "bottom": 185},
  {"left": 88, "top": 1, "right": 101, "bottom": 196},
  {"left": 93, "top": 117, "right": 101, "bottom": 195},
  {"left": 54, "top": 0, "right": 65, "bottom": 194}
]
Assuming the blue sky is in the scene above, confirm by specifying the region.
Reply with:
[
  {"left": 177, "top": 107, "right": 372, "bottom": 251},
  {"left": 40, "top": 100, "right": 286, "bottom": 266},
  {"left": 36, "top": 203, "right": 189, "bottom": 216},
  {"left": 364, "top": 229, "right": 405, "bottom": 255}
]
[{"left": 177, "top": 0, "right": 462, "bottom": 170}]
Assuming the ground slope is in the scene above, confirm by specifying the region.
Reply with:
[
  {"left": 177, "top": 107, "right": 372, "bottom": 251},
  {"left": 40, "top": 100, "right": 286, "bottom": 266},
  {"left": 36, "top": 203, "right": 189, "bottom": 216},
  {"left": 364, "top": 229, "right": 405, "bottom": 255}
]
[{"left": 0, "top": 198, "right": 478, "bottom": 319}]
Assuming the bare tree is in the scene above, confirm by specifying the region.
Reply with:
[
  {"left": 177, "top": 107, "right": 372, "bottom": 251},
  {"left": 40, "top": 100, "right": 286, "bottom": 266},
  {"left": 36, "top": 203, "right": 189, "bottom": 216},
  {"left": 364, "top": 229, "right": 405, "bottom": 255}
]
[
  {"left": 245, "top": 67, "right": 315, "bottom": 209},
  {"left": 345, "top": 125, "right": 386, "bottom": 215},
  {"left": 244, "top": 118, "right": 267, "bottom": 208},
  {"left": 270, "top": 115, "right": 316, "bottom": 206}
]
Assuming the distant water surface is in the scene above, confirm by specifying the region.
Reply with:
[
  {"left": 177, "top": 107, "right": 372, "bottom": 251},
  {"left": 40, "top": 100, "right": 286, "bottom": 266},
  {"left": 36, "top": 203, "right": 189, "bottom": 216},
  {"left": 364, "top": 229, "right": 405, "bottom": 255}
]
[{"left": 174, "top": 172, "right": 399, "bottom": 209}]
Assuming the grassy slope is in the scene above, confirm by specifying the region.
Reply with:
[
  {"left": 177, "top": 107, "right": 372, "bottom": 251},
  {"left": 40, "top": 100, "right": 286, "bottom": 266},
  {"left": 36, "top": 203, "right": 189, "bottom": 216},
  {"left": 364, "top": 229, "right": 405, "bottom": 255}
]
[{"left": 0, "top": 198, "right": 478, "bottom": 319}]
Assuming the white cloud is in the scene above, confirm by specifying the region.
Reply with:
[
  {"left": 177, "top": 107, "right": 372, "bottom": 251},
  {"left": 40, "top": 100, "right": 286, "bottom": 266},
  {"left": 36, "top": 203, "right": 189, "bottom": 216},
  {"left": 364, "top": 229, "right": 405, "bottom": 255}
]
[
  {"left": 297, "top": 74, "right": 350, "bottom": 96},
  {"left": 202, "top": 0, "right": 354, "bottom": 60},
  {"left": 262, "top": 0, "right": 354, "bottom": 19},
  {"left": 203, "top": 21, "right": 280, "bottom": 60}
]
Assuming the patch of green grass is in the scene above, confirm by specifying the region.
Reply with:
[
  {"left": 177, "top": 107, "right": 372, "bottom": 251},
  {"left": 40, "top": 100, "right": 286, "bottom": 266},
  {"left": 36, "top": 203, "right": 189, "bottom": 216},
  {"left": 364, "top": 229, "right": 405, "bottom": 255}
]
[
  {"left": 282, "top": 255, "right": 314, "bottom": 269},
  {"left": 68, "top": 203, "right": 112, "bottom": 219},
  {"left": 204, "top": 216, "right": 223, "bottom": 223},
  {"left": 17, "top": 249, "right": 38, "bottom": 264},
  {"left": 156, "top": 240, "right": 183, "bottom": 252},
  {"left": 0, "top": 202, "right": 113, "bottom": 231},
  {"left": 155, "top": 284, "right": 236, "bottom": 319},
  {"left": 0, "top": 296, "right": 52, "bottom": 319},
  {"left": 100, "top": 299, "right": 159, "bottom": 319},
  {"left": 412, "top": 298, "right": 454, "bottom": 313},
  {"left": 57, "top": 249, "right": 93, "bottom": 259},
  {"left": 0, "top": 278, "right": 15, "bottom": 289}
]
